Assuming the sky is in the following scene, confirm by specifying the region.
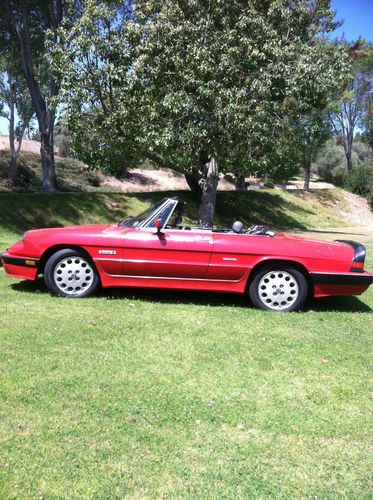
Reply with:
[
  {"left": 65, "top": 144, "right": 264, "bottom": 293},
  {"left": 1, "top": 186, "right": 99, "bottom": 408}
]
[
  {"left": 331, "top": 0, "right": 373, "bottom": 42},
  {"left": 0, "top": 0, "right": 372, "bottom": 136}
]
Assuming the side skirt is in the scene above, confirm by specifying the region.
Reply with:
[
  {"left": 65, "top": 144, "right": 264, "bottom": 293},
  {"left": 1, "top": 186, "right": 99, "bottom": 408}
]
[{"left": 98, "top": 271, "right": 248, "bottom": 294}]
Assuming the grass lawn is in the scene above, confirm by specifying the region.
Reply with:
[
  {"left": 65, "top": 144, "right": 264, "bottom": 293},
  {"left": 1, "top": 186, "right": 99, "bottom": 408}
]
[{"left": 0, "top": 191, "right": 372, "bottom": 498}]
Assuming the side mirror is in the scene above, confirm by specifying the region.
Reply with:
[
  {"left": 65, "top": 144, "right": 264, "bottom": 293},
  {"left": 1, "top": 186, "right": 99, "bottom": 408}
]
[{"left": 154, "top": 218, "right": 162, "bottom": 234}]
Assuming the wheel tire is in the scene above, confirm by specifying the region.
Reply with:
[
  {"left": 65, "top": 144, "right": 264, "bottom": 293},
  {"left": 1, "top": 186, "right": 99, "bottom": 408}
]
[
  {"left": 44, "top": 248, "right": 100, "bottom": 298},
  {"left": 249, "top": 265, "right": 308, "bottom": 312}
]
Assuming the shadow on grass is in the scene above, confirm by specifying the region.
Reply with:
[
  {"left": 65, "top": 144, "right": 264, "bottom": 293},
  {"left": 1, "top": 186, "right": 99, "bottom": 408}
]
[
  {"left": 306, "top": 296, "right": 372, "bottom": 313},
  {"left": 11, "top": 279, "right": 372, "bottom": 313}
]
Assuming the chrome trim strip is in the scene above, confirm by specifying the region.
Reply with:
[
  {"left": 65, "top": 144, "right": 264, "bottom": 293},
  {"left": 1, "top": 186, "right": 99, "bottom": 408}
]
[
  {"left": 94, "top": 257, "right": 211, "bottom": 266},
  {"left": 222, "top": 257, "right": 237, "bottom": 261},
  {"left": 106, "top": 274, "right": 241, "bottom": 283},
  {"left": 94, "top": 257, "right": 124, "bottom": 262}
]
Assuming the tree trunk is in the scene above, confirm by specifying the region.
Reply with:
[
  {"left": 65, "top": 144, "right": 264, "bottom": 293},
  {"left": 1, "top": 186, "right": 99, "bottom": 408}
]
[
  {"left": 343, "top": 121, "right": 354, "bottom": 172},
  {"left": 40, "top": 129, "right": 56, "bottom": 192},
  {"left": 345, "top": 147, "right": 353, "bottom": 172},
  {"left": 7, "top": 0, "right": 60, "bottom": 192},
  {"left": 303, "top": 163, "right": 311, "bottom": 190},
  {"left": 185, "top": 168, "right": 203, "bottom": 198},
  {"left": 8, "top": 154, "right": 17, "bottom": 189},
  {"left": 303, "top": 147, "right": 312, "bottom": 190},
  {"left": 235, "top": 174, "right": 246, "bottom": 190},
  {"left": 7, "top": 71, "right": 17, "bottom": 188},
  {"left": 198, "top": 156, "right": 219, "bottom": 228}
]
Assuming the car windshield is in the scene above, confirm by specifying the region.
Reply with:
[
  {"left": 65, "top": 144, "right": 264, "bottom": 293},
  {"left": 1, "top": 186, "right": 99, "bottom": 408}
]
[{"left": 119, "top": 199, "right": 169, "bottom": 228}]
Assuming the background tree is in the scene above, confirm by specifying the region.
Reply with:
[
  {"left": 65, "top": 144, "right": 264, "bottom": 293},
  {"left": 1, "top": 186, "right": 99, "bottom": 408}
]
[
  {"left": 1, "top": 0, "right": 68, "bottom": 191},
  {"left": 296, "top": 111, "right": 331, "bottom": 189},
  {"left": 0, "top": 54, "right": 34, "bottom": 187},
  {"left": 328, "top": 41, "right": 373, "bottom": 172},
  {"left": 363, "top": 94, "right": 373, "bottom": 150},
  {"left": 52, "top": 2, "right": 142, "bottom": 176},
  {"left": 55, "top": 0, "right": 348, "bottom": 226}
]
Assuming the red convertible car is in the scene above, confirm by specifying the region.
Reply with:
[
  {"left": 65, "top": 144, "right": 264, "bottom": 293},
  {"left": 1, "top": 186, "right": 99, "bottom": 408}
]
[{"left": 1, "top": 197, "right": 372, "bottom": 311}]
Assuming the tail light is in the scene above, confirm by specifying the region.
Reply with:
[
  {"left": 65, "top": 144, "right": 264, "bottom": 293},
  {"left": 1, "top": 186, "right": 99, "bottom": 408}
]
[{"left": 335, "top": 240, "right": 366, "bottom": 273}]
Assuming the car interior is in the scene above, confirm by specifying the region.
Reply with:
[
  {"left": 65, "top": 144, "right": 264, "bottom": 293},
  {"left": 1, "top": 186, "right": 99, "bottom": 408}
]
[{"left": 164, "top": 201, "right": 274, "bottom": 236}]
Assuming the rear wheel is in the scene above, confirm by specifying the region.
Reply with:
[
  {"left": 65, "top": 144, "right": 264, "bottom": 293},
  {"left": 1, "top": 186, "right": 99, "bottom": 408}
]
[
  {"left": 44, "top": 249, "right": 99, "bottom": 298},
  {"left": 249, "top": 266, "right": 308, "bottom": 312}
]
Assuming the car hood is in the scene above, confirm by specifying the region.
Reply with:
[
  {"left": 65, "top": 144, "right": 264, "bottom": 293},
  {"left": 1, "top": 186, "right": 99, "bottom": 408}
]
[{"left": 25, "top": 223, "right": 128, "bottom": 238}]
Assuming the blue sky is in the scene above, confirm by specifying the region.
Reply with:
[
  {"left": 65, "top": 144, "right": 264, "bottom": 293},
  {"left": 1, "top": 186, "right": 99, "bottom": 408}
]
[
  {"left": 332, "top": 0, "right": 373, "bottom": 42},
  {"left": 1, "top": 0, "right": 372, "bottom": 135}
]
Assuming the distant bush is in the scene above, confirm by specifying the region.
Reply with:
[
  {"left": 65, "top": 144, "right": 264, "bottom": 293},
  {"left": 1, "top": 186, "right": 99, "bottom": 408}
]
[
  {"left": 345, "top": 165, "right": 373, "bottom": 197},
  {"left": 0, "top": 150, "right": 100, "bottom": 192},
  {"left": 56, "top": 157, "right": 101, "bottom": 191},
  {"left": 54, "top": 122, "right": 71, "bottom": 158},
  {"left": 352, "top": 141, "right": 373, "bottom": 163},
  {"left": 312, "top": 142, "right": 359, "bottom": 185},
  {"left": 314, "top": 141, "right": 373, "bottom": 209}
]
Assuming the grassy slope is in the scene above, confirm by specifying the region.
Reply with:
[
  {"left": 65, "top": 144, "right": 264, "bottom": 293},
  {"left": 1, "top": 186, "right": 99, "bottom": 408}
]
[
  {"left": 0, "top": 187, "right": 349, "bottom": 241},
  {"left": 0, "top": 190, "right": 372, "bottom": 498}
]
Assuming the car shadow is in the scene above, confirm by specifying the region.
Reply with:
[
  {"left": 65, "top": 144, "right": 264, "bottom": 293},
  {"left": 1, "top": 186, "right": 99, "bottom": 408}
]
[
  {"left": 305, "top": 296, "right": 372, "bottom": 313},
  {"left": 10, "top": 279, "right": 372, "bottom": 313}
]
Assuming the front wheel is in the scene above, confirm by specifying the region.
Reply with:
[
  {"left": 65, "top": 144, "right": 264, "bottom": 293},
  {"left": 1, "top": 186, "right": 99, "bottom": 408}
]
[
  {"left": 249, "top": 266, "right": 308, "bottom": 312},
  {"left": 44, "top": 248, "right": 100, "bottom": 298}
]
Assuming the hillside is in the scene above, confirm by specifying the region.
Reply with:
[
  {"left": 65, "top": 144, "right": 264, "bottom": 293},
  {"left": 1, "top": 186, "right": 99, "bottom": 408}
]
[
  {"left": 0, "top": 188, "right": 371, "bottom": 245},
  {"left": 0, "top": 138, "right": 334, "bottom": 193}
]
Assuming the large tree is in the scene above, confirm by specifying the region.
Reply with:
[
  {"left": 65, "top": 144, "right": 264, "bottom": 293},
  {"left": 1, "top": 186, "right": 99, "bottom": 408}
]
[
  {"left": 56, "top": 0, "right": 348, "bottom": 226},
  {"left": 1, "top": 0, "right": 68, "bottom": 191}
]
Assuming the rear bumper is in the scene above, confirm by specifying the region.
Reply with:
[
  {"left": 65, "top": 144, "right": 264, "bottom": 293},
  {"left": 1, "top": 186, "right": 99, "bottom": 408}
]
[
  {"left": 0, "top": 252, "right": 39, "bottom": 281},
  {"left": 310, "top": 271, "right": 373, "bottom": 298}
]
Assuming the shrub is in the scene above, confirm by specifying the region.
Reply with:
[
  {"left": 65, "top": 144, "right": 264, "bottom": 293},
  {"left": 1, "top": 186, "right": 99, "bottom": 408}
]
[
  {"left": 367, "top": 189, "right": 373, "bottom": 209},
  {"left": 352, "top": 141, "right": 373, "bottom": 163},
  {"left": 345, "top": 165, "right": 373, "bottom": 197},
  {"left": 330, "top": 164, "right": 348, "bottom": 186},
  {"left": 313, "top": 142, "right": 360, "bottom": 185},
  {"left": 0, "top": 150, "right": 101, "bottom": 192}
]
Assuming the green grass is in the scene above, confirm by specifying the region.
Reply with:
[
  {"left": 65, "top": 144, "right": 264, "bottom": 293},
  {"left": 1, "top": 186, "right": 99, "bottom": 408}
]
[{"left": 0, "top": 191, "right": 372, "bottom": 498}]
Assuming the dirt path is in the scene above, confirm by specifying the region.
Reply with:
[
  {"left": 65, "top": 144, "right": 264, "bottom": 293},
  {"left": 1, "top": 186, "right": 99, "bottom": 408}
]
[
  {"left": 0, "top": 135, "right": 42, "bottom": 154},
  {"left": 98, "top": 168, "right": 236, "bottom": 192},
  {"left": 338, "top": 191, "right": 373, "bottom": 228}
]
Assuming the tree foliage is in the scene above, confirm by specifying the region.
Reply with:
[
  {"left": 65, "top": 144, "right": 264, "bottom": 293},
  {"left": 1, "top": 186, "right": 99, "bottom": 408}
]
[{"left": 55, "top": 0, "right": 349, "bottom": 225}]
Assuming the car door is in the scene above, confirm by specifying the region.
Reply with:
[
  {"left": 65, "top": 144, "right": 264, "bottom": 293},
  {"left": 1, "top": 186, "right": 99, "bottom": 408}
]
[
  {"left": 207, "top": 232, "right": 258, "bottom": 280},
  {"left": 122, "top": 228, "right": 213, "bottom": 279}
]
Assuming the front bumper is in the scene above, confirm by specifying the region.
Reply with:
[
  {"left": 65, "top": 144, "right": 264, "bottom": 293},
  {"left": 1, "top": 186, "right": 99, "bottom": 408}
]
[
  {"left": 0, "top": 252, "right": 40, "bottom": 281},
  {"left": 310, "top": 271, "right": 373, "bottom": 298}
]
